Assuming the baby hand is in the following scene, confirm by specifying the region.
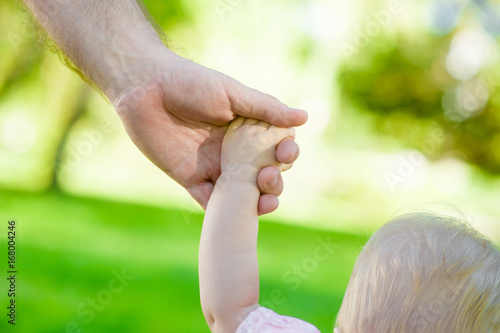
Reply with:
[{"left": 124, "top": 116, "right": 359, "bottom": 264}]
[{"left": 221, "top": 117, "right": 295, "bottom": 183}]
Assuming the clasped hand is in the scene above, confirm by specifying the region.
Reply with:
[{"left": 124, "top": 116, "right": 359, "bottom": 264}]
[{"left": 113, "top": 54, "right": 307, "bottom": 214}]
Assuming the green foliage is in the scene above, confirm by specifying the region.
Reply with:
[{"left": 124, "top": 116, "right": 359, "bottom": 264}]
[
  {"left": 143, "top": 0, "right": 192, "bottom": 30},
  {"left": 0, "top": 190, "right": 367, "bottom": 332},
  {"left": 339, "top": 31, "right": 500, "bottom": 174}
]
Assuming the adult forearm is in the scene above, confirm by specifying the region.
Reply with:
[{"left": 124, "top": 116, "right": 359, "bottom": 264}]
[
  {"left": 199, "top": 177, "right": 260, "bottom": 332},
  {"left": 22, "top": 0, "right": 173, "bottom": 101}
]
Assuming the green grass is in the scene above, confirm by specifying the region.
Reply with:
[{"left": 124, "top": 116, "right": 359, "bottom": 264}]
[{"left": 0, "top": 190, "right": 368, "bottom": 333}]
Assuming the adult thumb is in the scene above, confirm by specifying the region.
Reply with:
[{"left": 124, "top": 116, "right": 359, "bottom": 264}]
[{"left": 227, "top": 80, "right": 308, "bottom": 127}]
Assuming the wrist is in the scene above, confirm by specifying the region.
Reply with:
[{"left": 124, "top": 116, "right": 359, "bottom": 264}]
[
  {"left": 220, "top": 162, "right": 261, "bottom": 185},
  {"left": 104, "top": 40, "right": 183, "bottom": 104},
  {"left": 213, "top": 170, "right": 260, "bottom": 208}
]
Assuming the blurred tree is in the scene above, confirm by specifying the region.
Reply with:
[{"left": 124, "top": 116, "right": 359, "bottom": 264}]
[
  {"left": 0, "top": 0, "right": 193, "bottom": 191},
  {"left": 143, "top": 0, "right": 192, "bottom": 31},
  {"left": 339, "top": 0, "right": 500, "bottom": 174},
  {"left": 50, "top": 85, "right": 91, "bottom": 189}
]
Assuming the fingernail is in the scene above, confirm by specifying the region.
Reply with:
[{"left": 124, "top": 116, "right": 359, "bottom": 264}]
[{"left": 270, "top": 171, "right": 279, "bottom": 187}]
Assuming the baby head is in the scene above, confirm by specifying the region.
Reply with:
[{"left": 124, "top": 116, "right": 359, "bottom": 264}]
[{"left": 336, "top": 212, "right": 500, "bottom": 333}]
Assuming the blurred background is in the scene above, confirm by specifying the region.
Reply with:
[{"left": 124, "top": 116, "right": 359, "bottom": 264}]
[{"left": 1, "top": 0, "right": 499, "bottom": 332}]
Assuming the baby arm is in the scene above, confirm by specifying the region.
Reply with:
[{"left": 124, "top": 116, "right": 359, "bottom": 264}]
[{"left": 199, "top": 117, "right": 295, "bottom": 333}]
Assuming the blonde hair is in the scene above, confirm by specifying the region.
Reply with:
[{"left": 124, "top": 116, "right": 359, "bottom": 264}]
[{"left": 336, "top": 213, "right": 500, "bottom": 333}]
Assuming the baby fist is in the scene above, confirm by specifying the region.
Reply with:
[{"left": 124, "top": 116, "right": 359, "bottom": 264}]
[{"left": 221, "top": 117, "right": 295, "bottom": 182}]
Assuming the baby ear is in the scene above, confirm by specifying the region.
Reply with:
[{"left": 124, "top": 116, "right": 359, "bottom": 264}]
[{"left": 333, "top": 328, "right": 341, "bottom": 333}]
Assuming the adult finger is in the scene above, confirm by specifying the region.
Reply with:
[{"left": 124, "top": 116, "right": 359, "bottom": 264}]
[
  {"left": 276, "top": 137, "right": 300, "bottom": 165},
  {"left": 227, "top": 80, "right": 308, "bottom": 127},
  {"left": 257, "top": 166, "right": 284, "bottom": 197},
  {"left": 258, "top": 194, "right": 279, "bottom": 216}
]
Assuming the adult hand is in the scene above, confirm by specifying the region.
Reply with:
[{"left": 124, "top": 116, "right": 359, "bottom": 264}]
[
  {"left": 22, "top": 0, "right": 307, "bottom": 214},
  {"left": 114, "top": 53, "right": 307, "bottom": 214}
]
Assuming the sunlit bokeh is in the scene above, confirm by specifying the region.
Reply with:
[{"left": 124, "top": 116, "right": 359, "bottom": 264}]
[{"left": 0, "top": 0, "right": 499, "bottom": 332}]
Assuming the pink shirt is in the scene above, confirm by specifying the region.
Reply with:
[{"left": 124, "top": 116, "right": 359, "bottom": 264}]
[{"left": 236, "top": 307, "right": 321, "bottom": 333}]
